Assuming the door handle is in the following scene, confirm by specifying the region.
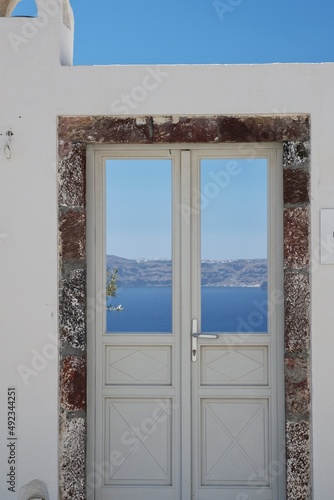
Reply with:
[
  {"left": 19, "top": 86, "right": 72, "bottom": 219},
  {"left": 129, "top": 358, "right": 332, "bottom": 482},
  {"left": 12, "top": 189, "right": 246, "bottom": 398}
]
[
  {"left": 191, "top": 319, "right": 218, "bottom": 362},
  {"left": 192, "top": 333, "right": 219, "bottom": 339}
]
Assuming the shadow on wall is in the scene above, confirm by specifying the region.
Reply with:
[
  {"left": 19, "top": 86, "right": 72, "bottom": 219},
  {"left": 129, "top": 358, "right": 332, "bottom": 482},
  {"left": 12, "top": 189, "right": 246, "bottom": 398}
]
[{"left": 19, "top": 479, "right": 49, "bottom": 500}]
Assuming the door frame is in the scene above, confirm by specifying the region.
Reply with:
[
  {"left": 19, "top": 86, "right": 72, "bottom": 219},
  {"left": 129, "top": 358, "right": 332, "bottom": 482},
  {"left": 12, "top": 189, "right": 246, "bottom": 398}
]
[
  {"left": 86, "top": 143, "right": 284, "bottom": 499},
  {"left": 57, "top": 114, "right": 311, "bottom": 500}
]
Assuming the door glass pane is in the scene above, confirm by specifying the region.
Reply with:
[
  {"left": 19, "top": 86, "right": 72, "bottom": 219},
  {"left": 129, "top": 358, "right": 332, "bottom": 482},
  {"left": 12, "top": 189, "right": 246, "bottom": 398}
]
[
  {"left": 200, "top": 158, "right": 268, "bottom": 333},
  {"left": 106, "top": 159, "right": 172, "bottom": 333}
]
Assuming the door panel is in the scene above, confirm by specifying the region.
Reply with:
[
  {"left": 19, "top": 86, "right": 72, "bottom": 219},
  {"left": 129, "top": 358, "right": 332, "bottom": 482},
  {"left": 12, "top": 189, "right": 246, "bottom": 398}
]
[
  {"left": 104, "top": 398, "right": 172, "bottom": 484},
  {"left": 201, "top": 399, "right": 269, "bottom": 485},
  {"left": 105, "top": 345, "right": 173, "bottom": 385},
  {"left": 89, "top": 149, "right": 182, "bottom": 500},
  {"left": 88, "top": 145, "right": 284, "bottom": 500},
  {"left": 200, "top": 346, "right": 268, "bottom": 386},
  {"left": 190, "top": 149, "right": 283, "bottom": 500}
]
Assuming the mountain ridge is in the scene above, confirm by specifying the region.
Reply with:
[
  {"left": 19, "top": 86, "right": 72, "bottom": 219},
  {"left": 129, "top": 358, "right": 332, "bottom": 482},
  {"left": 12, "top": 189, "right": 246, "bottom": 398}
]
[{"left": 106, "top": 255, "right": 267, "bottom": 288}]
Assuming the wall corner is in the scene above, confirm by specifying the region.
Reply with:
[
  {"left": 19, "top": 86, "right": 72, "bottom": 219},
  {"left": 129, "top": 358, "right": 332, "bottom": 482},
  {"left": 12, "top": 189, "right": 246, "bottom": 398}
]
[{"left": 0, "top": 0, "right": 74, "bottom": 66}]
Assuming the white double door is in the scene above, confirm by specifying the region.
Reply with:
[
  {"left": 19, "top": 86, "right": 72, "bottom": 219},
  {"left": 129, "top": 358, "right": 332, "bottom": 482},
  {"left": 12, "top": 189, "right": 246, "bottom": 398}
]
[{"left": 87, "top": 145, "right": 285, "bottom": 500}]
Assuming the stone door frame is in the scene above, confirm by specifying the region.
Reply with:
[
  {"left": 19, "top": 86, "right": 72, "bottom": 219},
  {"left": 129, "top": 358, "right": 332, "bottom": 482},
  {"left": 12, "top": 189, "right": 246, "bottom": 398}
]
[{"left": 58, "top": 114, "right": 311, "bottom": 500}]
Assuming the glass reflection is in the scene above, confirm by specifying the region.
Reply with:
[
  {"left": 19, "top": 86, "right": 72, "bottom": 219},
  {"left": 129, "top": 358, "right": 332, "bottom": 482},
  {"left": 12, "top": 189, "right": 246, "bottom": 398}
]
[
  {"left": 200, "top": 158, "right": 268, "bottom": 333},
  {"left": 106, "top": 159, "right": 172, "bottom": 333}
]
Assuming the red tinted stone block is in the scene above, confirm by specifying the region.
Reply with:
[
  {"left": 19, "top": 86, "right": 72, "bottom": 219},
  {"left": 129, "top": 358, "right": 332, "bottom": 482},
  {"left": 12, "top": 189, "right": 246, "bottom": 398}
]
[
  {"left": 59, "top": 210, "right": 86, "bottom": 260},
  {"left": 284, "top": 272, "right": 310, "bottom": 353},
  {"left": 58, "top": 116, "right": 151, "bottom": 144},
  {"left": 60, "top": 356, "right": 86, "bottom": 412},
  {"left": 219, "top": 115, "right": 310, "bottom": 143},
  {"left": 284, "top": 207, "right": 309, "bottom": 269},
  {"left": 284, "top": 169, "right": 309, "bottom": 205}
]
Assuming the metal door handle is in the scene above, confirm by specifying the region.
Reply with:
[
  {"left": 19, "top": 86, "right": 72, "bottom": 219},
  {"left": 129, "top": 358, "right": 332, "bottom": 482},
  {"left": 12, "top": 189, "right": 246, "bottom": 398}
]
[
  {"left": 192, "top": 333, "right": 219, "bottom": 339},
  {"left": 191, "top": 319, "right": 218, "bottom": 362}
]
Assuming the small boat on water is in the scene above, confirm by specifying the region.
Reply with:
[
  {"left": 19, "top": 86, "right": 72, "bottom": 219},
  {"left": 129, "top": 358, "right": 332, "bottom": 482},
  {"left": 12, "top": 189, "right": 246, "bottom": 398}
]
[{"left": 106, "top": 304, "right": 124, "bottom": 311}]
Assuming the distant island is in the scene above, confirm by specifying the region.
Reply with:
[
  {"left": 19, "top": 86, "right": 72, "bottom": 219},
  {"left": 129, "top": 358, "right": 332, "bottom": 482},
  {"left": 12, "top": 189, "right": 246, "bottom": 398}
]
[{"left": 106, "top": 255, "right": 267, "bottom": 288}]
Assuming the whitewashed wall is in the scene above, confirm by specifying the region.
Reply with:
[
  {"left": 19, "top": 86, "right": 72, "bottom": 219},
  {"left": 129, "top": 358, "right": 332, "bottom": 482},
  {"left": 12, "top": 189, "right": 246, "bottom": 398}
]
[{"left": 0, "top": 1, "right": 333, "bottom": 498}]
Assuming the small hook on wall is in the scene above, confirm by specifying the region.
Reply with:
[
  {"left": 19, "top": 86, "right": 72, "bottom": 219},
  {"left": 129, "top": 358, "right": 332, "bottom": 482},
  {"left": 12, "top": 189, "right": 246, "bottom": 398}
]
[{"left": 1, "top": 130, "right": 13, "bottom": 160}]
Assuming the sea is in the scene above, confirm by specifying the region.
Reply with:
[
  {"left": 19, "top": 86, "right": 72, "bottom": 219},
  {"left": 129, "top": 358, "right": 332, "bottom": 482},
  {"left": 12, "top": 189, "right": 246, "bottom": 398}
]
[{"left": 106, "top": 286, "right": 268, "bottom": 334}]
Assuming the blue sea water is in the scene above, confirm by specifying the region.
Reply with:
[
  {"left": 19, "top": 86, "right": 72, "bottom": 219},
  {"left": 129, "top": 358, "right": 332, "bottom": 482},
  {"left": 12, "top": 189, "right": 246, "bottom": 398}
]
[{"left": 106, "top": 286, "right": 268, "bottom": 333}]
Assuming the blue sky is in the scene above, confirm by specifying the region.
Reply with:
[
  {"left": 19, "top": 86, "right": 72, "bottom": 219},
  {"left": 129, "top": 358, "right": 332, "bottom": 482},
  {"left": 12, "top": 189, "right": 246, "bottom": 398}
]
[
  {"left": 73, "top": 0, "right": 334, "bottom": 65},
  {"left": 201, "top": 159, "right": 267, "bottom": 260},
  {"left": 65, "top": 0, "right": 328, "bottom": 260},
  {"left": 106, "top": 158, "right": 267, "bottom": 260},
  {"left": 13, "top": 0, "right": 334, "bottom": 64},
  {"left": 106, "top": 160, "right": 172, "bottom": 259},
  {"left": 13, "top": 0, "right": 333, "bottom": 259}
]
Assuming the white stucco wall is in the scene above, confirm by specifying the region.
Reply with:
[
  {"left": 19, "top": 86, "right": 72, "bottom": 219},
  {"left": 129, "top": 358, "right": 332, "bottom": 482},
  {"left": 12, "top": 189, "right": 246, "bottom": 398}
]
[{"left": 0, "top": 3, "right": 333, "bottom": 499}]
